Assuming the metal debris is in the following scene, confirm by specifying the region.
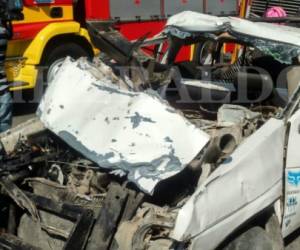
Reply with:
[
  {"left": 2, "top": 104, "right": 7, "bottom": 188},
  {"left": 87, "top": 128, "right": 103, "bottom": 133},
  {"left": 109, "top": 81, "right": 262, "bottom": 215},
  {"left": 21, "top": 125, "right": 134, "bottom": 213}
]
[
  {"left": 2, "top": 11, "right": 300, "bottom": 250},
  {"left": 37, "top": 58, "right": 210, "bottom": 194}
]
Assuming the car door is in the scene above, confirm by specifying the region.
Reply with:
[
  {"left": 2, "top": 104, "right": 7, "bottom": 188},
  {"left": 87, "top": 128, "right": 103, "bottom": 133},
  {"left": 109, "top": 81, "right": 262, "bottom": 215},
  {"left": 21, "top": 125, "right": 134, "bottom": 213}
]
[{"left": 283, "top": 108, "right": 300, "bottom": 237}]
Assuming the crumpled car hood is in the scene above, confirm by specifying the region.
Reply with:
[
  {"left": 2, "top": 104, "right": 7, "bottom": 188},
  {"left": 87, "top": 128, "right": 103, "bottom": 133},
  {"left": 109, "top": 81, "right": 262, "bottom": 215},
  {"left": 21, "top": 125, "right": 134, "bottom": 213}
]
[{"left": 37, "top": 59, "right": 210, "bottom": 194}]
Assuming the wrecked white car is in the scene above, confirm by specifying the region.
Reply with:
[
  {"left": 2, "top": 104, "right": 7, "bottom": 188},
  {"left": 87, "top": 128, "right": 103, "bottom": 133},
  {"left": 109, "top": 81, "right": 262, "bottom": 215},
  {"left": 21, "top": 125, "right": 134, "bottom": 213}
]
[{"left": 1, "top": 12, "right": 300, "bottom": 250}]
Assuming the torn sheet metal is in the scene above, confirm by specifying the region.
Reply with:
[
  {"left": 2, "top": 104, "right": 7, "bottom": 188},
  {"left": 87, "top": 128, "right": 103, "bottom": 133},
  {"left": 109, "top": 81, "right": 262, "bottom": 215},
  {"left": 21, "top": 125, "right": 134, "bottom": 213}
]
[
  {"left": 37, "top": 59, "right": 210, "bottom": 194},
  {"left": 165, "top": 11, "right": 300, "bottom": 63},
  {"left": 217, "top": 105, "right": 261, "bottom": 126},
  {"left": 182, "top": 79, "right": 236, "bottom": 92},
  {"left": 182, "top": 79, "right": 235, "bottom": 103},
  {"left": 0, "top": 118, "right": 45, "bottom": 154},
  {"left": 172, "top": 118, "right": 285, "bottom": 250}
]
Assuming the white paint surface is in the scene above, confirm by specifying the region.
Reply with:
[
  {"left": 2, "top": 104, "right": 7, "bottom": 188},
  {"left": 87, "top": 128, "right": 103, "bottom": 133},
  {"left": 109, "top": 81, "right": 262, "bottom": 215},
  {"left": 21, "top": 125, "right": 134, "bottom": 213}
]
[
  {"left": 166, "top": 11, "right": 300, "bottom": 47},
  {"left": 38, "top": 59, "right": 210, "bottom": 194},
  {"left": 172, "top": 118, "right": 285, "bottom": 249}
]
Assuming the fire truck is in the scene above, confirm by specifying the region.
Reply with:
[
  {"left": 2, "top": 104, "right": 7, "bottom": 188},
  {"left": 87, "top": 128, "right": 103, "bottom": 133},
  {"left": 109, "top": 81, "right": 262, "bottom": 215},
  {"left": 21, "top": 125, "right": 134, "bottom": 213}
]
[{"left": 6, "top": 0, "right": 240, "bottom": 91}]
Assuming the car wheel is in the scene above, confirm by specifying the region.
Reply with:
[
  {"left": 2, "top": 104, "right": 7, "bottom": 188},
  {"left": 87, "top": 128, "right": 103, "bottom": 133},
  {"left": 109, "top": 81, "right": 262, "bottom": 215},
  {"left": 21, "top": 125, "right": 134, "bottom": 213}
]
[
  {"left": 222, "top": 227, "right": 275, "bottom": 250},
  {"left": 195, "top": 40, "right": 216, "bottom": 65}
]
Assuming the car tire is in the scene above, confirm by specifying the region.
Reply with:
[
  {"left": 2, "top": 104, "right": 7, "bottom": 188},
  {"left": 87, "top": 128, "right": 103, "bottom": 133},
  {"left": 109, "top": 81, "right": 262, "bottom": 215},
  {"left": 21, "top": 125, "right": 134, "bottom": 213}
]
[
  {"left": 222, "top": 227, "right": 275, "bottom": 250},
  {"left": 41, "top": 43, "right": 91, "bottom": 84}
]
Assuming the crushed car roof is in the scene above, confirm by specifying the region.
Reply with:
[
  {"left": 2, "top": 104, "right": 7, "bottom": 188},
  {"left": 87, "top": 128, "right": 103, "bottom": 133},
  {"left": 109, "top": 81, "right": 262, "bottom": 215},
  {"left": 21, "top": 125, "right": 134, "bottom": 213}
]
[
  {"left": 165, "top": 11, "right": 300, "bottom": 45},
  {"left": 165, "top": 11, "right": 300, "bottom": 63}
]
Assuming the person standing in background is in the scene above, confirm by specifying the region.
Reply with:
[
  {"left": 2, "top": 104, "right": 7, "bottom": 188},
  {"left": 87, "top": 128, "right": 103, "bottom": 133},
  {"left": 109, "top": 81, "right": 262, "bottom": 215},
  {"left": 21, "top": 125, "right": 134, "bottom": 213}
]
[{"left": 0, "top": 0, "right": 23, "bottom": 132}]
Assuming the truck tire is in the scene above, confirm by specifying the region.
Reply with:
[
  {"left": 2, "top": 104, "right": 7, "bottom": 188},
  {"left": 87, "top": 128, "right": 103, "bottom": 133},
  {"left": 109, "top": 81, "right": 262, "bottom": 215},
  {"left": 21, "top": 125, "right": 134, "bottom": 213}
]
[
  {"left": 222, "top": 227, "right": 275, "bottom": 250},
  {"left": 41, "top": 43, "right": 91, "bottom": 84},
  {"left": 194, "top": 40, "right": 216, "bottom": 65}
]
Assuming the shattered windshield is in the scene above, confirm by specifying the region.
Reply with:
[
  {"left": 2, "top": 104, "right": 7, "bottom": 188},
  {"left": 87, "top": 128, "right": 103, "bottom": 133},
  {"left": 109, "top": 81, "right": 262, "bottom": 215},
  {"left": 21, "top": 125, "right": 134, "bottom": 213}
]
[{"left": 227, "top": 32, "right": 300, "bottom": 64}]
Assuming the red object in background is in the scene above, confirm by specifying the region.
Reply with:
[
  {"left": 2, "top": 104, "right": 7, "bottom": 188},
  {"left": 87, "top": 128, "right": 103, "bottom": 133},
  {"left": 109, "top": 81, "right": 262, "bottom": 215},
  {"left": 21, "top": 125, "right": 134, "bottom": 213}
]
[
  {"left": 115, "top": 21, "right": 168, "bottom": 58},
  {"left": 224, "top": 43, "right": 236, "bottom": 53},
  {"left": 117, "top": 21, "right": 191, "bottom": 62},
  {"left": 23, "top": 0, "right": 73, "bottom": 6},
  {"left": 13, "top": 22, "right": 49, "bottom": 40},
  {"left": 85, "top": 0, "right": 110, "bottom": 20},
  {"left": 176, "top": 45, "right": 191, "bottom": 62},
  {"left": 13, "top": 0, "right": 74, "bottom": 40},
  {"left": 134, "top": 0, "right": 141, "bottom": 6},
  {"left": 115, "top": 21, "right": 165, "bottom": 40}
]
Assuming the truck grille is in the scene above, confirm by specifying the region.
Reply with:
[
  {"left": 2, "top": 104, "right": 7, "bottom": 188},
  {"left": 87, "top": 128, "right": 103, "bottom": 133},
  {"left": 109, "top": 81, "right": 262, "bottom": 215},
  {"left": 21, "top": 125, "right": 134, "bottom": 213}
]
[{"left": 251, "top": 0, "right": 300, "bottom": 16}]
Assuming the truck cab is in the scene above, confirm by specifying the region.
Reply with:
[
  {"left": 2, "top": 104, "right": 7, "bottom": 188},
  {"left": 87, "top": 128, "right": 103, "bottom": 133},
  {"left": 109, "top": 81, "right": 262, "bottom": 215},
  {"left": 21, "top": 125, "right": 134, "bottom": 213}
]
[
  {"left": 5, "top": 0, "right": 239, "bottom": 92},
  {"left": 6, "top": 0, "right": 94, "bottom": 91}
]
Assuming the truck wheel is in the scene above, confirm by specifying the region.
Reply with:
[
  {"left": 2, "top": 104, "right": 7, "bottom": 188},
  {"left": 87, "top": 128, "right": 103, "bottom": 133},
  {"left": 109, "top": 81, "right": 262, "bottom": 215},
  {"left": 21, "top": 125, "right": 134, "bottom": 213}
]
[
  {"left": 41, "top": 43, "right": 91, "bottom": 84},
  {"left": 194, "top": 40, "right": 216, "bottom": 65},
  {"left": 222, "top": 227, "right": 275, "bottom": 250}
]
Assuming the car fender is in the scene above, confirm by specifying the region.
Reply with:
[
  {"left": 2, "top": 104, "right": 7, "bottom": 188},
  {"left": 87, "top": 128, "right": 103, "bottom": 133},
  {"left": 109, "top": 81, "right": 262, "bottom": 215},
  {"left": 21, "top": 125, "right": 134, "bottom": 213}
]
[{"left": 171, "top": 118, "right": 285, "bottom": 250}]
